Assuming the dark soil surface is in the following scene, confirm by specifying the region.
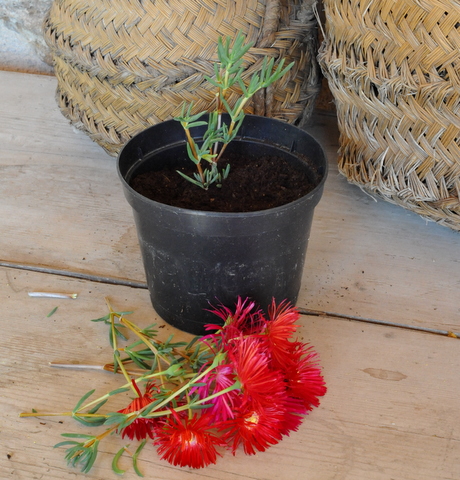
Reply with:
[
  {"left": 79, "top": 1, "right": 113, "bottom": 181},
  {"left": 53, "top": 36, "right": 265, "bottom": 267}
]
[{"left": 130, "top": 152, "right": 316, "bottom": 213}]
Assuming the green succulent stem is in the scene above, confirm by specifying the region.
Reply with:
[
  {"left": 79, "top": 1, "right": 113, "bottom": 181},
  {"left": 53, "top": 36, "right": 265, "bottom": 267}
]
[{"left": 175, "top": 31, "right": 294, "bottom": 190}]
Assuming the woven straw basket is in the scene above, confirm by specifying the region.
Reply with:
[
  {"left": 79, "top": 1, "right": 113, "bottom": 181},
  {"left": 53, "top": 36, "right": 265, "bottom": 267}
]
[
  {"left": 318, "top": 0, "right": 460, "bottom": 231},
  {"left": 44, "top": 0, "right": 321, "bottom": 156}
]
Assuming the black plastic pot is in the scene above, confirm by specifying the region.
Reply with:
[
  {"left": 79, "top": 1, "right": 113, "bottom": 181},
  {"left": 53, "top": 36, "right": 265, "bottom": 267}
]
[{"left": 118, "top": 115, "right": 327, "bottom": 335}]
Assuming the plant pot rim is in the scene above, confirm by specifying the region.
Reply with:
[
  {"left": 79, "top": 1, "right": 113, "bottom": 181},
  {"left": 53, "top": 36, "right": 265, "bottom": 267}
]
[{"left": 117, "top": 114, "right": 328, "bottom": 217}]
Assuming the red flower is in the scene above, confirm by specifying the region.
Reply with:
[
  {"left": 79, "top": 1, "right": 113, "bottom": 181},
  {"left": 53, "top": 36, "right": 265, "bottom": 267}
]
[
  {"left": 205, "top": 297, "right": 264, "bottom": 341},
  {"left": 261, "top": 299, "right": 301, "bottom": 369},
  {"left": 229, "top": 336, "right": 286, "bottom": 404},
  {"left": 284, "top": 343, "right": 327, "bottom": 410},
  {"left": 117, "top": 381, "right": 158, "bottom": 440},
  {"left": 154, "top": 411, "right": 225, "bottom": 468},
  {"left": 222, "top": 398, "right": 286, "bottom": 455},
  {"left": 279, "top": 396, "right": 309, "bottom": 435}
]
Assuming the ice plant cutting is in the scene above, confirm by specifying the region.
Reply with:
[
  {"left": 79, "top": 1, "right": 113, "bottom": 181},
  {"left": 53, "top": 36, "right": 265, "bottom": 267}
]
[
  {"left": 20, "top": 297, "right": 326, "bottom": 475},
  {"left": 174, "top": 32, "right": 294, "bottom": 190}
]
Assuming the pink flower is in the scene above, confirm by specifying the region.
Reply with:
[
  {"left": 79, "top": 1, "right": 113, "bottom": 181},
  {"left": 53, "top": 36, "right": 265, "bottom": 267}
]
[{"left": 195, "top": 364, "right": 240, "bottom": 422}]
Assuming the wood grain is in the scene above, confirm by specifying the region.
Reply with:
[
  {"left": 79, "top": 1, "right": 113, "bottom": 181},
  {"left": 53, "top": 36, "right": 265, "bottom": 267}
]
[
  {"left": 2, "top": 71, "right": 459, "bottom": 332},
  {"left": 2, "top": 268, "right": 459, "bottom": 480},
  {"left": 1, "top": 69, "right": 460, "bottom": 478}
]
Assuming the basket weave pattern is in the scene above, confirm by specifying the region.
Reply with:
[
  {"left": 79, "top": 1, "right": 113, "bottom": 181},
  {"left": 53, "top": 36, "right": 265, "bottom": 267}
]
[
  {"left": 318, "top": 0, "right": 460, "bottom": 230},
  {"left": 44, "top": 0, "right": 320, "bottom": 156}
]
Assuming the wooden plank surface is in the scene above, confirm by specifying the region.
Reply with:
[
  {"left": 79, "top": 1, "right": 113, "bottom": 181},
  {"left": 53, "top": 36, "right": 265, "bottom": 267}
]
[
  {"left": 2, "top": 268, "right": 459, "bottom": 480},
  {"left": 0, "top": 71, "right": 145, "bottom": 284},
  {"left": 1, "top": 71, "right": 460, "bottom": 334},
  {"left": 1, "top": 70, "right": 460, "bottom": 479}
]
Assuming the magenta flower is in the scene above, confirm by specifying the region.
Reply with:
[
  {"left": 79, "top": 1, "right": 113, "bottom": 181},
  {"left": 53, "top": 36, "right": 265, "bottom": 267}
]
[{"left": 195, "top": 364, "right": 240, "bottom": 422}]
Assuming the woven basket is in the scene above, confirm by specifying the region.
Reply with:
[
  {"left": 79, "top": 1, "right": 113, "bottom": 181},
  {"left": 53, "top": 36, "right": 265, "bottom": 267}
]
[
  {"left": 318, "top": 0, "right": 460, "bottom": 231},
  {"left": 44, "top": 0, "right": 321, "bottom": 156}
]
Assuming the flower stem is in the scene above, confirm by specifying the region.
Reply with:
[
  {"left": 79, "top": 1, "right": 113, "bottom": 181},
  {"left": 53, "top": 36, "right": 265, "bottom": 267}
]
[
  {"left": 105, "top": 298, "right": 138, "bottom": 397},
  {"left": 138, "top": 352, "right": 225, "bottom": 418},
  {"left": 120, "top": 317, "right": 170, "bottom": 370},
  {"left": 184, "top": 127, "right": 205, "bottom": 183},
  {"left": 75, "top": 368, "right": 170, "bottom": 414},
  {"left": 144, "top": 379, "right": 241, "bottom": 418}
]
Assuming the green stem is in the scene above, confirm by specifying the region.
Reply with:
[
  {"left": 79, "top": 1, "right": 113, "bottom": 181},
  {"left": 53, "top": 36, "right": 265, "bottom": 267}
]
[
  {"left": 21, "top": 354, "right": 232, "bottom": 423},
  {"left": 216, "top": 95, "right": 251, "bottom": 163},
  {"left": 136, "top": 352, "right": 225, "bottom": 418},
  {"left": 144, "top": 379, "right": 241, "bottom": 418},
  {"left": 120, "top": 317, "right": 171, "bottom": 384},
  {"left": 76, "top": 368, "right": 171, "bottom": 414},
  {"left": 184, "top": 127, "right": 205, "bottom": 183},
  {"left": 105, "top": 298, "right": 138, "bottom": 397}
]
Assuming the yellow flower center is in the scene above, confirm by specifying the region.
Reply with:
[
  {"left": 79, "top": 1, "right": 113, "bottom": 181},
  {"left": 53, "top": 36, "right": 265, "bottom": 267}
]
[
  {"left": 184, "top": 432, "right": 198, "bottom": 446},
  {"left": 244, "top": 411, "right": 260, "bottom": 428}
]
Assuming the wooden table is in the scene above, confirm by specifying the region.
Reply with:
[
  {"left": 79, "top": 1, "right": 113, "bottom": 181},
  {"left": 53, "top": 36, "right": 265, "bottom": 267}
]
[{"left": 1, "top": 70, "right": 459, "bottom": 479}]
